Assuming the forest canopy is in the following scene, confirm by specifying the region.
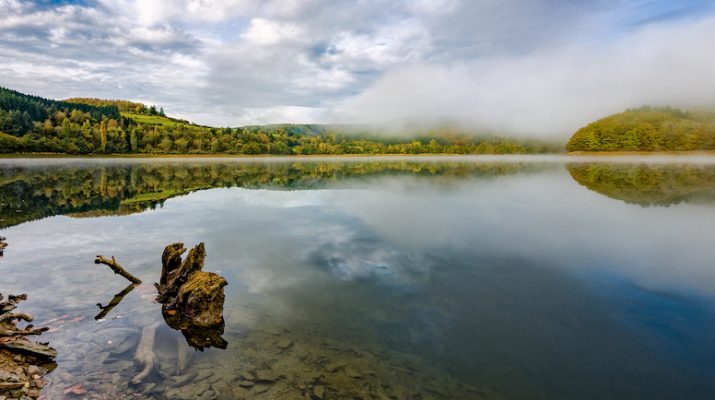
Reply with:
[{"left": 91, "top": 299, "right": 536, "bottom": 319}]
[
  {"left": 565, "top": 106, "right": 715, "bottom": 152},
  {"left": 0, "top": 86, "right": 561, "bottom": 155}
]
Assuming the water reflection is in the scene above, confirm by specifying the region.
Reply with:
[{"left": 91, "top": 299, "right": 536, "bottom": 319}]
[
  {"left": 0, "top": 159, "right": 532, "bottom": 229},
  {"left": 568, "top": 162, "right": 715, "bottom": 206},
  {"left": 0, "top": 157, "right": 714, "bottom": 400},
  {"left": 94, "top": 283, "right": 136, "bottom": 321}
]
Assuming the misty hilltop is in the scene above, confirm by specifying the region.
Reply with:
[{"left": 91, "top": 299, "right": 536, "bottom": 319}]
[{"left": 566, "top": 106, "right": 715, "bottom": 152}]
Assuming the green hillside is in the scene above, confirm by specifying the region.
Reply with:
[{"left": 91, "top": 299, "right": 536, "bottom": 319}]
[
  {"left": 0, "top": 86, "right": 562, "bottom": 155},
  {"left": 566, "top": 106, "right": 715, "bottom": 152}
]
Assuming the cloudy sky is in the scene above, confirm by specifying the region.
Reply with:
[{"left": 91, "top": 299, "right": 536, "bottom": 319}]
[{"left": 1, "top": 0, "right": 714, "bottom": 136}]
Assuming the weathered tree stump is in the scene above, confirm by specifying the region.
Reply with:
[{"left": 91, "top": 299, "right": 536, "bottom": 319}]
[{"left": 155, "top": 242, "right": 228, "bottom": 350}]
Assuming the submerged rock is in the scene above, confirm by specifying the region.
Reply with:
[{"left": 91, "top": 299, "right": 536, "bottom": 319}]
[
  {"left": 313, "top": 384, "right": 326, "bottom": 399},
  {"left": 325, "top": 360, "right": 346, "bottom": 373},
  {"left": 255, "top": 369, "right": 278, "bottom": 383},
  {"left": 276, "top": 338, "right": 293, "bottom": 350}
]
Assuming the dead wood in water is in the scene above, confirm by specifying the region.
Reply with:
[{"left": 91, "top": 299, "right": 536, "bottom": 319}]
[
  {"left": 155, "top": 242, "right": 228, "bottom": 350},
  {"left": 0, "top": 312, "right": 33, "bottom": 324},
  {"left": 0, "top": 325, "right": 49, "bottom": 336},
  {"left": 156, "top": 242, "right": 205, "bottom": 303},
  {"left": 0, "top": 293, "right": 57, "bottom": 399},
  {"left": 0, "top": 294, "right": 22, "bottom": 313},
  {"left": 0, "top": 338, "right": 57, "bottom": 358},
  {"left": 94, "top": 255, "right": 142, "bottom": 284},
  {"left": 0, "top": 294, "right": 55, "bottom": 360}
]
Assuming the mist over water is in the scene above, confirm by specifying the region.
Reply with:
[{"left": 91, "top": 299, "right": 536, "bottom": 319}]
[{"left": 1, "top": 157, "right": 714, "bottom": 399}]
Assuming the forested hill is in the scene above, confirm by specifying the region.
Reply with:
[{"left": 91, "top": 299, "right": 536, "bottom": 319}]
[
  {"left": 0, "top": 87, "right": 120, "bottom": 129},
  {"left": 565, "top": 106, "right": 715, "bottom": 152},
  {"left": 0, "top": 86, "right": 562, "bottom": 155}
]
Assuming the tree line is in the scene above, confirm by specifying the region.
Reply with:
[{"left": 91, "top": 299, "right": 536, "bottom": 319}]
[
  {"left": 65, "top": 98, "right": 166, "bottom": 117},
  {"left": 565, "top": 106, "right": 715, "bottom": 152},
  {"left": 0, "top": 86, "right": 562, "bottom": 155}
]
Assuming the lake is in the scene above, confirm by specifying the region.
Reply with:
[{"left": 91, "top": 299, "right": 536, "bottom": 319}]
[{"left": 1, "top": 156, "right": 714, "bottom": 400}]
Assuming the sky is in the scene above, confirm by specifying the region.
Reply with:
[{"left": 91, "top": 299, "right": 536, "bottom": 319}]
[{"left": 1, "top": 0, "right": 714, "bottom": 136}]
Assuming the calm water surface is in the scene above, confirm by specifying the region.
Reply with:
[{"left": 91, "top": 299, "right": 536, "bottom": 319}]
[{"left": 1, "top": 156, "right": 714, "bottom": 400}]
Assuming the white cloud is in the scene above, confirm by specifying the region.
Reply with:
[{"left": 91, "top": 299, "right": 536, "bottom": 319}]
[
  {"left": 333, "top": 16, "right": 715, "bottom": 137},
  {"left": 407, "top": 0, "right": 459, "bottom": 15},
  {"left": 327, "top": 20, "right": 430, "bottom": 67},
  {"left": 241, "top": 18, "right": 305, "bottom": 45},
  {"left": 0, "top": 0, "right": 714, "bottom": 132}
]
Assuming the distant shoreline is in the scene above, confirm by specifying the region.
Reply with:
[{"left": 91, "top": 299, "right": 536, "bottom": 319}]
[
  {"left": 2, "top": 152, "right": 715, "bottom": 162},
  {"left": 567, "top": 150, "right": 715, "bottom": 156},
  {"left": 0, "top": 153, "right": 562, "bottom": 159}
]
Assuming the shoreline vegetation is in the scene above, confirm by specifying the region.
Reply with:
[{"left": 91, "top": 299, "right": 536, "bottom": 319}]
[
  {"left": 3, "top": 87, "right": 715, "bottom": 155},
  {"left": 565, "top": 106, "right": 715, "bottom": 152},
  {"left": 0, "top": 87, "right": 561, "bottom": 156},
  {"left": 2, "top": 151, "right": 715, "bottom": 159},
  {"left": 4, "top": 151, "right": 715, "bottom": 159},
  {"left": 567, "top": 150, "right": 715, "bottom": 156}
]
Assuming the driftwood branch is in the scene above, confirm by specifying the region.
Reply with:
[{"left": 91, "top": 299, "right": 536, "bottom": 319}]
[
  {"left": 0, "top": 326, "right": 49, "bottom": 336},
  {"left": 95, "top": 283, "right": 137, "bottom": 320},
  {"left": 0, "top": 312, "right": 33, "bottom": 324},
  {"left": 0, "top": 292, "right": 58, "bottom": 366},
  {"left": 0, "top": 294, "right": 27, "bottom": 313},
  {"left": 0, "top": 339, "right": 57, "bottom": 358},
  {"left": 94, "top": 255, "right": 142, "bottom": 284}
]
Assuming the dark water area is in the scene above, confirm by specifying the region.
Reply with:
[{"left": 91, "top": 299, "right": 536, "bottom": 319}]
[{"left": 1, "top": 156, "right": 715, "bottom": 399}]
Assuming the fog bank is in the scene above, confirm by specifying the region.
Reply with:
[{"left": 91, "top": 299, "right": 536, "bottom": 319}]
[{"left": 331, "top": 17, "right": 715, "bottom": 138}]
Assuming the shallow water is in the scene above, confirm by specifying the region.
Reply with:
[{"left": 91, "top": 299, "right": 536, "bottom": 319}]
[{"left": 1, "top": 156, "right": 715, "bottom": 399}]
